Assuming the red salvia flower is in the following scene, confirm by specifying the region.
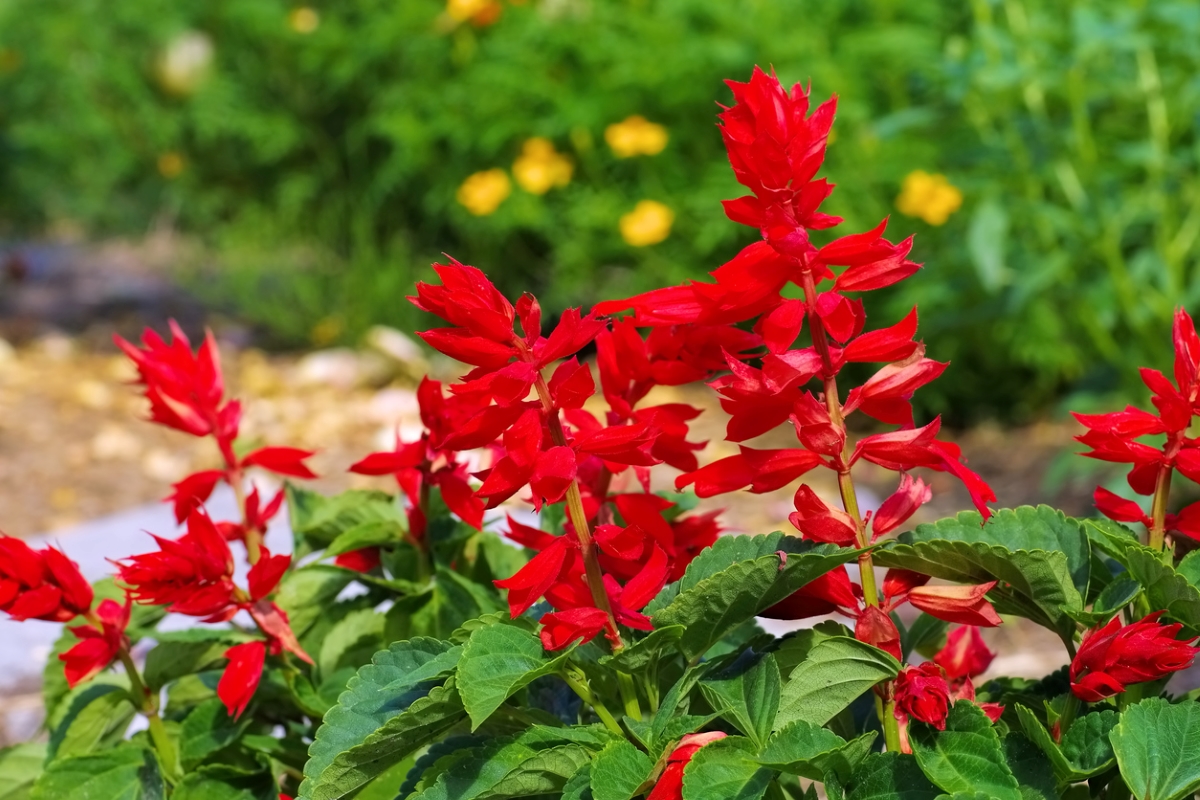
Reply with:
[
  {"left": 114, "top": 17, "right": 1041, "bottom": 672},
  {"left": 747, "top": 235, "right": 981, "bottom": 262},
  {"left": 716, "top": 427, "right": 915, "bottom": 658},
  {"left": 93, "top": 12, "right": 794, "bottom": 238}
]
[
  {"left": 60, "top": 596, "right": 131, "bottom": 687},
  {"left": 218, "top": 641, "right": 266, "bottom": 719},
  {"left": 894, "top": 662, "right": 952, "bottom": 730},
  {"left": 1070, "top": 611, "right": 1198, "bottom": 702},
  {"left": 0, "top": 534, "right": 93, "bottom": 623},
  {"left": 645, "top": 732, "right": 728, "bottom": 800},
  {"left": 934, "top": 626, "right": 996, "bottom": 683},
  {"left": 117, "top": 511, "right": 238, "bottom": 620}
]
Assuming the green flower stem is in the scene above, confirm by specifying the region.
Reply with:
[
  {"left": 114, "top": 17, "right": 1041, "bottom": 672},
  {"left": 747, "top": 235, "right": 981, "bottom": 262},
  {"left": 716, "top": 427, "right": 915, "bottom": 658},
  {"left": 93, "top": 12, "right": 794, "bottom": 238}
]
[
  {"left": 881, "top": 698, "right": 902, "bottom": 753},
  {"left": 617, "top": 672, "right": 643, "bottom": 721},
  {"left": 1148, "top": 462, "right": 1174, "bottom": 553},
  {"left": 562, "top": 667, "right": 623, "bottom": 736},
  {"left": 1058, "top": 692, "right": 1081, "bottom": 738},
  {"left": 115, "top": 646, "right": 179, "bottom": 781}
]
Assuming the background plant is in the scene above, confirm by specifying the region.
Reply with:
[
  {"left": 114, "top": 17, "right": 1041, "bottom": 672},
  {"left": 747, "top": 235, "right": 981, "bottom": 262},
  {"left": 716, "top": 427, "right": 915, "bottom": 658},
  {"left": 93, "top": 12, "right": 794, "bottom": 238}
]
[{"left": 1, "top": 0, "right": 1197, "bottom": 419}]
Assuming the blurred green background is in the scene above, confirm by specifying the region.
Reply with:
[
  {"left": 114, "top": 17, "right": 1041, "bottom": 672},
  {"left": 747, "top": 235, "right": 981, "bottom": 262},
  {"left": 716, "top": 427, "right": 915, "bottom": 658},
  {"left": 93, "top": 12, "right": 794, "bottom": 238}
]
[{"left": 1, "top": 0, "right": 1198, "bottom": 422}]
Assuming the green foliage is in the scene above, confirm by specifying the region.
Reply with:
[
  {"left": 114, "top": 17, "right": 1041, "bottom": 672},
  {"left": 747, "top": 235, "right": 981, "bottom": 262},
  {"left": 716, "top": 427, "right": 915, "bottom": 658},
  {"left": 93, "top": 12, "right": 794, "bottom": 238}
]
[
  {"left": 2, "top": 1, "right": 1197, "bottom": 411},
  {"left": 909, "top": 702, "right": 1022, "bottom": 800},
  {"left": 774, "top": 638, "right": 900, "bottom": 730},
  {"left": 1110, "top": 699, "right": 1200, "bottom": 800}
]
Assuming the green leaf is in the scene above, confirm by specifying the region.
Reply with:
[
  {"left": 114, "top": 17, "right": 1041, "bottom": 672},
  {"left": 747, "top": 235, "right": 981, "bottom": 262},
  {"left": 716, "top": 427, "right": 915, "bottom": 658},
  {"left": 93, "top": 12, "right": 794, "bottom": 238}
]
[
  {"left": 143, "top": 629, "right": 255, "bottom": 692},
  {"left": 588, "top": 739, "right": 653, "bottom": 800},
  {"left": 274, "top": 566, "right": 356, "bottom": 640},
  {"left": 561, "top": 764, "right": 593, "bottom": 800},
  {"left": 170, "top": 765, "right": 276, "bottom": 800},
  {"left": 390, "top": 566, "right": 507, "bottom": 641},
  {"left": 774, "top": 637, "right": 899, "bottom": 730},
  {"left": 757, "top": 720, "right": 876, "bottom": 782},
  {"left": 299, "top": 638, "right": 464, "bottom": 800},
  {"left": 682, "top": 737, "right": 771, "bottom": 800},
  {"left": 325, "top": 519, "right": 405, "bottom": 557},
  {"left": 772, "top": 622, "right": 852, "bottom": 678},
  {"left": 875, "top": 509, "right": 1086, "bottom": 637},
  {"left": 301, "top": 678, "right": 464, "bottom": 800},
  {"left": 1013, "top": 705, "right": 1074, "bottom": 782},
  {"left": 1003, "top": 734, "right": 1057, "bottom": 800},
  {"left": 700, "top": 652, "right": 780, "bottom": 748},
  {"left": 317, "top": 607, "right": 385, "bottom": 679},
  {"left": 1176, "top": 550, "right": 1200, "bottom": 587},
  {"left": 179, "top": 698, "right": 251, "bottom": 771},
  {"left": 47, "top": 683, "right": 136, "bottom": 760},
  {"left": 967, "top": 196, "right": 1011, "bottom": 292},
  {"left": 0, "top": 743, "right": 45, "bottom": 800},
  {"left": 1094, "top": 534, "right": 1200, "bottom": 634},
  {"left": 1071, "top": 574, "right": 1142, "bottom": 626},
  {"left": 31, "top": 745, "right": 164, "bottom": 800},
  {"left": 909, "top": 701, "right": 1020, "bottom": 800},
  {"left": 652, "top": 534, "right": 859, "bottom": 660},
  {"left": 599, "top": 625, "right": 685, "bottom": 673},
  {"left": 1110, "top": 697, "right": 1200, "bottom": 800},
  {"left": 411, "top": 727, "right": 611, "bottom": 800},
  {"left": 287, "top": 484, "right": 401, "bottom": 557},
  {"left": 899, "top": 613, "right": 948, "bottom": 661},
  {"left": 458, "top": 622, "right": 575, "bottom": 730},
  {"left": 651, "top": 666, "right": 705, "bottom": 746},
  {"left": 846, "top": 752, "right": 940, "bottom": 800},
  {"left": 1060, "top": 710, "right": 1118, "bottom": 777}
]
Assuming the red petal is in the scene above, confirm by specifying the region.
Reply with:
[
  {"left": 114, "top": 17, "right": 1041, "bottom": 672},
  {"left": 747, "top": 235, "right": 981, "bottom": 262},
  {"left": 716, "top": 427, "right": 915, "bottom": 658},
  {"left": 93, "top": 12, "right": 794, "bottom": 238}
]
[
  {"left": 241, "top": 447, "right": 318, "bottom": 479},
  {"left": 218, "top": 641, "right": 266, "bottom": 719}
]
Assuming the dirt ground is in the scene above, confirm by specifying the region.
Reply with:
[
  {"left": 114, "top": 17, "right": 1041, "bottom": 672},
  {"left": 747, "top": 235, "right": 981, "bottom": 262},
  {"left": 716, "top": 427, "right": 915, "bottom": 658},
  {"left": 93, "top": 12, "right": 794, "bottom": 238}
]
[{"left": 0, "top": 331, "right": 1094, "bottom": 539}]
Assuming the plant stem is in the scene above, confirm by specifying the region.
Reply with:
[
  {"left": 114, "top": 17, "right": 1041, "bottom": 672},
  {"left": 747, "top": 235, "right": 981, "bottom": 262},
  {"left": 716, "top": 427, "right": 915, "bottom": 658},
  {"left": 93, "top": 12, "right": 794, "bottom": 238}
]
[
  {"left": 882, "top": 699, "right": 902, "bottom": 752},
  {"left": 1148, "top": 463, "right": 1173, "bottom": 552},
  {"left": 799, "top": 272, "right": 880, "bottom": 607},
  {"left": 1058, "top": 692, "right": 1081, "bottom": 739},
  {"left": 562, "top": 667, "right": 623, "bottom": 735},
  {"left": 115, "top": 646, "right": 179, "bottom": 780},
  {"left": 617, "top": 672, "right": 643, "bottom": 721}
]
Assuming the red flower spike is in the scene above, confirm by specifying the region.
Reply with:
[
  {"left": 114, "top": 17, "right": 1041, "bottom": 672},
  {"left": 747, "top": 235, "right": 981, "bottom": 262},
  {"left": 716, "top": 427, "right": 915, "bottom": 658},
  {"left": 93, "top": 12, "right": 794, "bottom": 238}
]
[
  {"left": 218, "top": 641, "right": 266, "bottom": 719},
  {"left": 1070, "top": 612, "right": 1199, "bottom": 702},
  {"left": 114, "top": 322, "right": 232, "bottom": 440},
  {"left": 409, "top": 259, "right": 515, "bottom": 343},
  {"left": 814, "top": 292, "right": 865, "bottom": 344},
  {"left": 247, "top": 551, "right": 290, "bottom": 600},
  {"left": 842, "top": 348, "right": 948, "bottom": 424},
  {"left": 532, "top": 308, "right": 608, "bottom": 368},
  {"left": 1093, "top": 487, "right": 1150, "bottom": 526},
  {"left": 516, "top": 293, "right": 542, "bottom": 346},
  {"left": 166, "top": 470, "right": 224, "bottom": 523},
  {"left": 908, "top": 582, "right": 1002, "bottom": 627},
  {"left": 548, "top": 358, "right": 595, "bottom": 410},
  {"left": 760, "top": 566, "right": 859, "bottom": 619},
  {"left": 418, "top": 327, "right": 517, "bottom": 370},
  {"left": 1173, "top": 308, "right": 1200, "bottom": 393},
  {"left": 855, "top": 606, "right": 902, "bottom": 660},
  {"left": 241, "top": 446, "right": 318, "bottom": 479},
  {"left": 934, "top": 626, "right": 995, "bottom": 682},
  {"left": 871, "top": 474, "right": 932, "bottom": 540},
  {"left": 117, "top": 511, "right": 237, "bottom": 620},
  {"left": 0, "top": 536, "right": 93, "bottom": 623},
  {"left": 494, "top": 537, "right": 577, "bottom": 617},
  {"left": 539, "top": 607, "right": 609, "bottom": 651},
  {"left": 789, "top": 485, "right": 858, "bottom": 545},
  {"left": 646, "top": 732, "right": 728, "bottom": 800},
  {"left": 755, "top": 299, "right": 806, "bottom": 354},
  {"left": 894, "top": 662, "right": 952, "bottom": 730},
  {"left": 60, "top": 597, "right": 131, "bottom": 688},
  {"left": 840, "top": 308, "right": 920, "bottom": 364}
]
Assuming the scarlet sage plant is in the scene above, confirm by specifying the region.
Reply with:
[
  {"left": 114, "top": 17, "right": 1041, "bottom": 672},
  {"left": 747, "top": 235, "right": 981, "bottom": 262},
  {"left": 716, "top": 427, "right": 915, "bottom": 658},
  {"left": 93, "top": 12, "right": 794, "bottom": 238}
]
[{"left": 6, "top": 69, "right": 1200, "bottom": 800}]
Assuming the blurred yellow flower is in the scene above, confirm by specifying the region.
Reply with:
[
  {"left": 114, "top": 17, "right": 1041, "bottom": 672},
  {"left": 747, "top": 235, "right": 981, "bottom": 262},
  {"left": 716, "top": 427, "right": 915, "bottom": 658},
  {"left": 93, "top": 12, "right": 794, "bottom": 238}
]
[
  {"left": 157, "top": 152, "right": 186, "bottom": 179},
  {"left": 446, "top": 0, "right": 492, "bottom": 21},
  {"left": 605, "top": 115, "right": 669, "bottom": 158},
  {"left": 620, "top": 200, "right": 674, "bottom": 247},
  {"left": 289, "top": 7, "right": 320, "bottom": 34},
  {"left": 457, "top": 169, "right": 511, "bottom": 216},
  {"left": 512, "top": 138, "right": 573, "bottom": 195},
  {"left": 896, "top": 170, "right": 963, "bottom": 226},
  {"left": 155, "top": 31, "right": 213, "bottom": 97}
]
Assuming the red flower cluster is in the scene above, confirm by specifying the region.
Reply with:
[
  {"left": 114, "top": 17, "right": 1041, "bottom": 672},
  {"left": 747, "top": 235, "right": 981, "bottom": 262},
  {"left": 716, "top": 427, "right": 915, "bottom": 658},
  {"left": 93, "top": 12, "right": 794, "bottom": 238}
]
[
  {"left": 116, "top": 323, "right": 317, "bottom": 543},
  {"left": 348, "top": 376, "right": 489, "bottom": 568},
  {"left": 61, "top": 597, "right": 130, "bottom": 687},
  {"left": 645, "top": 732, "right": 727, "bottom": 800},
  {"left": 1070, "top": 612, "right": 1198, "bottom": 702},
  {"left": 405, "top": 261, "right": 727, "bottom": 650},
  {"left": 893, "top": 632, "right": 1001, "bottom": 743},
  {"left": 595, "top": 67, "right": 993, "bottom": 622},
  {"left": 1077, "top": 309, "right": 1200, "bottom": 541},
  {"left": 116, "top": 510, "right": 311, "bottom": 715},
  {"left": 0, "top": 534, "right": 93, "bottom": 622}
]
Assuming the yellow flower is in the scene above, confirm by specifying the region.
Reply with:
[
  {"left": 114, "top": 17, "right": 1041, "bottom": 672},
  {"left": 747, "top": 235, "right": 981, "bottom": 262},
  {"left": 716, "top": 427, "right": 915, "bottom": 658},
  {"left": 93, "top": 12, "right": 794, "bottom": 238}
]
[
  {"left": 446, "top": 0, "right": 492, "bottom": 22},
  {"left": 155, "top": 31, "right": 213, "bottom": 97},
  {"left": 620, "top": 200, "right": 674, "bottom": 247},
  {"left": 157, "top": 152, "right": 186, "bottom": 179},
  {"left": 512, "top": 138, "right": 573, "bottom": 195},
  {"left": 289, "top": 7, "right": 320, "bottom": 34},
  {"left": 457, "top": 169, "right": 511, "bottom": 216},
  {"left": 605, "top": 115, "right": 669, "bottom": 158},
  {"left": 895, "top": 170, "right": 963, "bottom": 226}
]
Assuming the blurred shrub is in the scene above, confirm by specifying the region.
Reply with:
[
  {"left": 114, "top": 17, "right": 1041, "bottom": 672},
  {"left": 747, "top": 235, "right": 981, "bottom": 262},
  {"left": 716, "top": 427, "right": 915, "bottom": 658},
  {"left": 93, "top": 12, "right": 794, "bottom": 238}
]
[{"left": 0, "top": 0, "right": 1197, "bottom": 421}]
